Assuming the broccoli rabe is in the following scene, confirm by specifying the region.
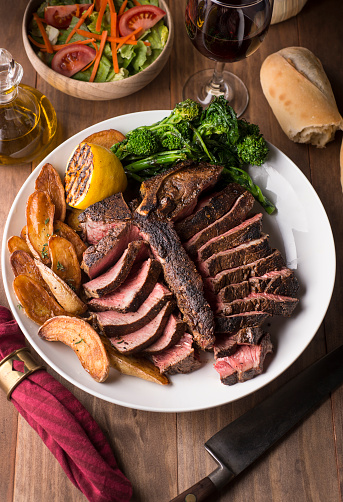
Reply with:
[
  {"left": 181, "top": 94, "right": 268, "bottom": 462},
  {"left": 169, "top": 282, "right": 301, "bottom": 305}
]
[{"left": 111, "top": 96, "right": 274, "bottom": 213}]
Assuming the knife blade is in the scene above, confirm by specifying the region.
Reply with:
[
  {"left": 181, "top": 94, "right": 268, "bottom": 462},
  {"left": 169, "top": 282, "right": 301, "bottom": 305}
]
[{"left": 170, "top": 343, "right": 343, "bottom": 502}]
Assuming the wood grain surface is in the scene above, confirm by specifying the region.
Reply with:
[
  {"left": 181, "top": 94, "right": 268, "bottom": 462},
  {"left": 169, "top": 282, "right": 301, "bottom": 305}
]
[{"left": 1, "top": 1, "right": 343, "bottom": 501}]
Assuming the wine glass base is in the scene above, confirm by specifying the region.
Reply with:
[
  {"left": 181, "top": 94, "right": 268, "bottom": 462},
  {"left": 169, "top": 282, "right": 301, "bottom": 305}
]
[{"left": 183, "top": 68, "right": 249, "bottom": 117}]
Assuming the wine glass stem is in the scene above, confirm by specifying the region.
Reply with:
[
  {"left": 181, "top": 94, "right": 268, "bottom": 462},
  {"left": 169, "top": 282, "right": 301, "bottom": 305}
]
[{"left": 206, "top": 62, "right": 231, "bottom": 99}]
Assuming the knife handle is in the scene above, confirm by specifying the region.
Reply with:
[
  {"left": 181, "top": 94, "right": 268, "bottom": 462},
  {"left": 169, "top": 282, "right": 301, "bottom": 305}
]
[{"left": 169, "top": 476, "right": 218, "bottom": 502}]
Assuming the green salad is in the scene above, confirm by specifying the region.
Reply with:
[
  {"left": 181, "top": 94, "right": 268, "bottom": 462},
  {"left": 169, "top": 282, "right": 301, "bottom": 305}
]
[{"left": 29, "top": 0, "right": 169, "bottom": 82}]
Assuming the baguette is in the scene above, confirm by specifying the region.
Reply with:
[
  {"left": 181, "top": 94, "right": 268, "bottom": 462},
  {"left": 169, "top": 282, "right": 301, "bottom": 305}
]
[{"left": 260, "top": 47, "right": 343, "bottom": 147}]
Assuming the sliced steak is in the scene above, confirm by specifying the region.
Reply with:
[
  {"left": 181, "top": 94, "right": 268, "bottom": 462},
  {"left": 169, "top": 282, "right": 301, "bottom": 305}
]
[
  {"left": 94, "top": 282, "right": 173, "bottom": 336},
  {"left": 204, "top": 249, "right": 285, "bottom": 294},
  {"left": 183, "top": 189, "right": 255, "bottom": 256},
  {"left": 213, "top": 327, "right": 266, "bottom": 359},
  {"left": 199, "top": 234, "right": 271, "bottom": 278},
  {"left": 78, "top": 193, "right": 132, "bottom": 244},
  {"left": 144, "top": 314, "right": 186, "bottom": 355},
  {"left": 216, "top": 292, "right": 299, "bottom": 317},
  {"left": 83, "top": 241, "right": 150, "bottom": 298},
  {"left": 81, "top": 222, "right": 141, "bottom": 278},
  {"left": 218, "top": 268, "right": 299, "bottom": 302},
  {"left": 135, "top": 212, "right": 215, "bottom": 350},
  {"left": 109, "top": 301, "right": 174, "bottom": 354},
  {"left": 215, "top": 312, "right": 271, "bottom": 334},
  {"left": 137, "top": 161, "right": 223, "bottom": 221},
  {"left": 151, "top": 332, "right": 202, "bottom": 374},
  {"left": 196, "top": 213, "right": 263, "bottom": 262},
  {"left": 214, "top": 333, "right": 273, "bottom": 385},
  {"left": 175, "top": 183, "right": 248, "bottom": 241},
  {"left": 88, "top": 258, "right": 161, "bottom": 311}
]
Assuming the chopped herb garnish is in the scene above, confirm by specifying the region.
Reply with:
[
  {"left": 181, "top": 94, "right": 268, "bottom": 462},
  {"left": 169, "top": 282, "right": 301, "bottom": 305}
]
[
  {"left": 17, "top": 304, "right": 23, "bottom": 309},
  {"left": 41, "top": 243, "right": 48, "bottom": 259},
  {"left": 44, "top": 218, "right": 50, "bottom": 225},
  {"left": 67, "top": 280, "right": 76, "bottom": 291},
  {"left": 57, "top": 261, "right": 65, "bottom": 271},
  {"left": 74, "top": 338, "right": 84, "bottom": 345}
]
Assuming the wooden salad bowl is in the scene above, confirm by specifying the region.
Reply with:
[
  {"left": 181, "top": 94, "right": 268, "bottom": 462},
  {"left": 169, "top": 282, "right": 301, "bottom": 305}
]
[{"left": 22, "top": 0, "right": 174, "bottom": 101}]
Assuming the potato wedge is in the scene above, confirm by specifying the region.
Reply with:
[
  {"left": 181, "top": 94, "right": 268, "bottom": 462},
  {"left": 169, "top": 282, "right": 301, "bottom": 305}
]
[
  {"left": 66, "top": 208, "right": 83, "bottom": 233},
  {"left": 83, "top": 129, "right": 125, "bottom": 150},
  {"left": 53, "top": 220, "right": 87, "bottom": 262},
  {"left": 8, "top": 236, "right": 32, "bottom": 255},
  {"left": 26, "top": 190, "right": 55, "bottom": 264},
  {"left": 49, "top": 235, "right": 81, "bottom": 292},
  {"left": 34, "top": 259, "right": 87, "bottom": 315},
  {"left": 38, "top": 316, "right": 109, "bottom": 383},
  {"left": 10, "top": 250, "right": 49, "bottom": 292},
  {"left": 13, "top": 274, "right": 67, "bottom": 325},
  {"left": 35, "top": 163, "right": 66, "bottom": 222},
  {"left": 103, "top": 338, "right": 169, "bottom": 385}
]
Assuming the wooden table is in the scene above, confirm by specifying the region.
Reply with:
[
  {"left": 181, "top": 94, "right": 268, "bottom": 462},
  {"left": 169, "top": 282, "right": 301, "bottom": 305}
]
[{"left": 1, "top": 1, "right": 343, "bottom": 501}]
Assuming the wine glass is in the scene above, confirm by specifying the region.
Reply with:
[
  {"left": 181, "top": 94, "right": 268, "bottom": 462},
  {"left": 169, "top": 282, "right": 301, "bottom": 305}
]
[{"left": 184, "top": 0, "right": 274, "bottom": 116}]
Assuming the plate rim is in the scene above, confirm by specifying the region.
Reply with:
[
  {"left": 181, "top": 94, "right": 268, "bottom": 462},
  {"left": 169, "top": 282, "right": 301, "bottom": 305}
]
[{"left": 1, "top": 110, "right": 336, "bottom": 413}]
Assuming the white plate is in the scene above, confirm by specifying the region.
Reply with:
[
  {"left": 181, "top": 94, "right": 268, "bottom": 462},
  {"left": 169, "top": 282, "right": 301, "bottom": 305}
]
[{"left": 2, "top": 110, "right": 336, "bottom": 413}]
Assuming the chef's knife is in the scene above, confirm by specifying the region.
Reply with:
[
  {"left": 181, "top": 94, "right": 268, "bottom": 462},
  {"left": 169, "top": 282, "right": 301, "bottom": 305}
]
[{"left": 170, "top": 343, "right": 343, "bottom": 502}]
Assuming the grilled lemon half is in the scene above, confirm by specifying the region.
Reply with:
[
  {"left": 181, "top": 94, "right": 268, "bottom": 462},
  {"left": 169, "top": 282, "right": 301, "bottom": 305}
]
[{"left": 65, "top": 142, "right": 127, "bottom": 210}]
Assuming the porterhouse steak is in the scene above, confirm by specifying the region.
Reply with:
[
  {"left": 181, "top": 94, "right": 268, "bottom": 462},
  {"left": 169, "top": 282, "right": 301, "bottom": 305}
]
[{"left": 79, "top": 160, "right": 299, "bottom": 384}]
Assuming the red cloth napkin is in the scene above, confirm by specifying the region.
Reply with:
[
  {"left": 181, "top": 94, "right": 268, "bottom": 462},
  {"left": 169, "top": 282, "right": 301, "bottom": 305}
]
[{"left": 0, "top": 306, "right": 132, "bottom": 502}]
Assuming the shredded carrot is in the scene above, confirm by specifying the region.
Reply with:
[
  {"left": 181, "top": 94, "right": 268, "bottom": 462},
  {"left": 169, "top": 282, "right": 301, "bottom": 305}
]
[
  {"left": 118, "top": 0, "right": 128, "bottom": 16},
  {"left": 76, "top": 5, "right": 80, "bottom": 17},
  {"left": 65, "top": 3, "right": 94, "bottom": 44},
  {"left": 107, "top": 0, "right": 116, "bottom": 14},
  {"left": 96, "top": 0, "right": 107, "bottom": 32},
  {"left": 28, "top": 35, "right": 97, "bottom": 52},
  {"left": 109, "top": 11, "right": 119, "bottom": 73},
  {"left": 33, "top": 13, "right": 53, "bottom": 54},
  {"left": 116, "top": 27, "right": 142, "bottom": 51},
  {"left": 74, "top": 28, "right": 150, "bottom": 45},
  {"left": 132, "top": 0, "right": 141, "bottom": 5},
  {"left": 89, "top": 29, "right": 108, "bottom": 82}
]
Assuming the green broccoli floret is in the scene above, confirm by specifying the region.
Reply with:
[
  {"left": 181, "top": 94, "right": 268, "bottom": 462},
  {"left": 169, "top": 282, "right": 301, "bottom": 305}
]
[
  {"left": 169, "top": 98, "right": 202, "bottom": 123},
  {"left": 113, "top": 128, "right": 160, "bottom": 159},
  {"left": 236, "top": 134, "right": 269, "bottom": 166},
  {"left": 197, "top": 95, "right": 240, "bottom": 144}
]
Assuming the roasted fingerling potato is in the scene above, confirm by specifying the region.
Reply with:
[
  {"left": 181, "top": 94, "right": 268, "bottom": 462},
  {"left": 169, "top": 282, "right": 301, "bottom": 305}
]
[
  {"left": 26, "top": 190, "right": 55, "bottom": 264},
  {"left": 49, "top": 235, "right": 82, "bottom": 292},
  {"left": 38, "top": 316, "right": 110, "bottom": 383},
  {"left": 35, "top": 163, "right": 67, "bottom": 222},
  {"left": 7, "top": 235, "right": 32, "bottom": 255},
  {"left": 53, "top": 220, "right": 88, "bottom": 262},
  {"left": 10, "top": 250, "right": 50, "bottom": 292}
]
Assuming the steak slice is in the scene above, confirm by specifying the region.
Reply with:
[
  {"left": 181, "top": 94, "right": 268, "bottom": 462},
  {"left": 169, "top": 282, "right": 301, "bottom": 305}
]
[
  {"left": 144, "top": 314, "right": 186, "bottom": 355},
  {"left": 135, "top": 212, "right": 215, "bottom": 350},
  {"left": 83, "top": 241, "right": 150, "bottom": 298},
  {"left": 204, "top": 249, "right": 285, "bottom": 294},
  {"left": 196, "top": 213, "right": 263, "bottom": 262},
  {"left": 94, "top": 282, "right": 173, "bottom": 336},
  {"left": 183, "top": 189, "right": 255, "bottom": 256},
  {"left": 214, "top": 333, "right": 273, "bottom": 385},
  {"left": 88, "top": 258, "right": 161, "bottom": 311},
  {"left": 215, "top": 312, "right": 271, "bottom": 334},
  {"left": 137, "top": 161, "right": 223, "bottom": 221},
  {"left": 109, "top": 301, "right": 174, "bottom": 354},
  {"left": 78, "top": 193, "right": 132, "bottom": 244},
  {"left": 216, "top": 292, "right": 299, "bottom": 317},
  {"left": 213, "top": 327, "right": 265, "bottom": 359},
  {"left": 81, "top": 222, "right": 141, "bottom": 278},
  {"left": 175, "top": 183, "right": 248, "bottom": 241},
  {"left": 218, "top": 268, "right": 299, "bottom": 302},
  {"left": 151, "top": 332, "right": 202, "bottom": 374},
  {"left": 199, "top": 234, "right": 271, "bottom": 278}
]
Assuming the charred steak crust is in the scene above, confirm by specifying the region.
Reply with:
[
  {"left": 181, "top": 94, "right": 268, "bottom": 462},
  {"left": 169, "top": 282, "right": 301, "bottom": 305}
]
[
  {"left": 215, "top": 312, "right": 271, "bottom": 334},
  {"left": 175, "top": 183, "right": 248, "bottom": 242},
  {"left": 78, "top": 193, "right": 132, "bottom": 224},
  {"left": 196, "top": 213, "right": 263, "bottom": 263},
  {"left": 204, "top": 249, "right": 286, "bottom": 295},
  {"left": 83, "top": 240, "right": 150, "bottom": 298},
  {"left": 183, "top": 189, "right": 255, "bottom": 256},
  {"left": 137, "top": 161, "right": 223, "bottom": 221},
  {"left": 216, "top": 292, "right": 299, "bottom": 317},
  {"left": 135, "top": 212, "right": 215, "bottom": 350}
]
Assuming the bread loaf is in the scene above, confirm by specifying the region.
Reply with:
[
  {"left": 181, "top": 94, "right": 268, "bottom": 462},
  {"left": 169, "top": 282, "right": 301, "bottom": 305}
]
[{"left": 260, "top": 47, "right": 343, "bottom": 147}]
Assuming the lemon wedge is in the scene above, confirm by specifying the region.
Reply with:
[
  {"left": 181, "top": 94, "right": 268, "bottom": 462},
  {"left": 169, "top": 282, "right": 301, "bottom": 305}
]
[{"left": 65, "top": 142, "right": 127, "bottom": 210}]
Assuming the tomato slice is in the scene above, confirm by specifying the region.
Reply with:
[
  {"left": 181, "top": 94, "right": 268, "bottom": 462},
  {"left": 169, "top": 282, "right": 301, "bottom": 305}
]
[
  {"left": 51, "top": 44, "right": 96, "bottom": 77},
  {"left": 44, "top": 4, "right": 90, "bottom": 29},
  {"left": 119, "top": 5, "right": 166, "bottom": 37}
]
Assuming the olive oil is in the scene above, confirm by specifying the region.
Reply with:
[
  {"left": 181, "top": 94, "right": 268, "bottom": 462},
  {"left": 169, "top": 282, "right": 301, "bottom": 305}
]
[{"left": 0, "top": 49, "right": 57, "bottom": 165}]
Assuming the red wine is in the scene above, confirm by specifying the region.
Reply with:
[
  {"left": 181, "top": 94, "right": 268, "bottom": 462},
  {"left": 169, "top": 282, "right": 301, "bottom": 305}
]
[{"left": 185, "top": 0, "right": 272, "bottom": 63}]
